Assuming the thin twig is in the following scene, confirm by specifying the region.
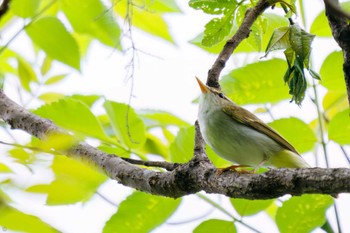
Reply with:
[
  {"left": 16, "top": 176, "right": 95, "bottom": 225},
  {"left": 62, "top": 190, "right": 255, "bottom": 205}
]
[
  {"left": 206, "top": 0, "right": 270, "bottom": 88},
  {"left": 0, "top": 0, "right": 10, "bottom": 20}
]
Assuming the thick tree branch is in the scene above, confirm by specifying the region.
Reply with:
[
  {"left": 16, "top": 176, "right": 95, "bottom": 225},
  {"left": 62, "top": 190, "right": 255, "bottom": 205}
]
[
  {"left": 1, "top": 91, "right": 350, "bottom": 198},
  {"left": 206, "top": 0, "right": 270, "bottom": 88},
  {"left": 0, "top": 0, "right": 10, "bottom": 20},
  {"left": 324, "top": 0, "right": 350, "bottom": 106}
]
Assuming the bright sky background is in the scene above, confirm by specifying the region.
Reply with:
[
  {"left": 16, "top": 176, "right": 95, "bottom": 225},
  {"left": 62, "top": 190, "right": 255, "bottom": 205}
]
[{"left": 2, "top": 0, "right": 350, "bottom": 232}]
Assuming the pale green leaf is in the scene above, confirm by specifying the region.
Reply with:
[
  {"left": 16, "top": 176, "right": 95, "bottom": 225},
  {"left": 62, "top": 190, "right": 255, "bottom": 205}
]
[
  {"left": 8, "top": 148, "right": 32, "bottom": 164},
  {"left": 114, "top": 2, "right": 173, "bottom": 43},
  {"left": 41, "top": 56, "right": 52, "bottom": 75},
  {"left": 220, "top": 59, "right": 290, "bottom": 105},
  {"left": 265, "top": 26, "right": 290, "bottom": 56},
  {"left": 70, "top": 94, "right": 101, "bottom": 107},
  {"left": 320, "top": 51, "right": 345, "bottom": 91},
  {"left": 60, "top": 0, "right": 121, "bottom": 48},
  {"left": 194, "top": 219, "right": 236, "bottom": 233},
  {"left": 34, "top": 98, "right": 112, "bottom": 142},
  {"left": 276, "top": 195, "right": 333, "bottom": 233},
  {"left": 26, "top": 17, "right": 80, "bottom": 70},
  {"left": 310, "top": 2, "right": 350, "bottom": 37},
  {"left": 0, "top": 202, "right": 58, "bottom": 232},
  {"left": 268, "top": 117, "right": 317, "bottom": 153},
  {"left": 169, "top": 126, "right": 229, "bottom": 166},
  {"left": 230, "top": 198, "right": 274, "bottom": 216},
  {"left": 44, "top": 74, "right": 67, "bottom": 85},
  {"left": 46, "top": 156, "right": 107, "bottom": 205},
  {"left": 38, "top": 92, "right": 65, "bottom": 103},
  {"left": 104, "top": 100, "right": 146, "bottom": 149},
  {"left": 138, "top": 110, "right": 190, "bottom": 128},
  {"left": 103, "top": 191, "right": 181, "bottom": 233},
  {"left": 328, "top": 109, "right": 350, "bottom": 145},
  {"left": 189, "top": 0, "right": 237, "bottom": 14},
  {"left": 11, "top": 0, "right": 40, "bottom": 18},
  {"left": 133, "top": 0, "right": 181, "bottom": 13},
  {"left": 17, "top": 57, "right": 37, "bottom": 91}
]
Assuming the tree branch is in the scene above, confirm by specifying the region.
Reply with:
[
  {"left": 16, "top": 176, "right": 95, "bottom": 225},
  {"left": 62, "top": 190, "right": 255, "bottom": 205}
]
[
  {"left": 206, "top": 0, "right": 270, "bottom": 88},
  {"left": 1, "top": 90, "right": 350, "bottom": 199},
  {"left": 324, "top": 0, "right": 350, "bottom": 106},
  {"left": 0, "top": 0, "right": 10, "bottom": 20}
]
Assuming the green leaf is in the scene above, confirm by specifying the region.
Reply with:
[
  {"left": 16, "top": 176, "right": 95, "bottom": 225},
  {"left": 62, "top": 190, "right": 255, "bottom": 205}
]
[
  {"left": 310, "top": 2, "right": 350, "bottom": 37},
  {"left": 8, "top": 148, "right": 32, "bottom": 164},
  {"left": 189, "top": 0, "right": 237, "bottom": 15},
  {"left": 17, "top": 57, "right": 37, "bottom": 91},
  {"left": 103, "top": 191, "right": 181, "bottom": 233},
  {"left": 328, "top": 109, "right": 350, "bottom": 145},
  {"left": 289, "top": 24, "right": 315, "bottom": 67},
  {"left": 10, "top": 0, "right": 40, "bottom": 18},
  {"left": 35, "top": 98, "right": 112, "bottom": 142},
  {"left": 220, "top": 59, "right": 290, "bottom": 105},
  {"left": 104, "top": 100, "right": 146, "bottom": 149},
  {"left": 0, "top": 204, "right": 58, "bottom": 232},
  {"left": 46, "top": 156, "right": 107, "bottom": 205},
  {"left": 70, "top": 94, "right": 101, "bottom": 107},
  {"left": 138, "top": 110, "right": 190, "bottom": 128},
  {"left": 202, "top": 14, "right": 234, "bottom": 47},
  {"left": 268, "top": 117, "right": 317, "bottom": 153},
  {"left": 194, "top": 219, "right": 236, "bottom": 233},
  {"left": 26, "top": 17, "right": 80, "bottom": 70},
  {"left": 114, "top": 2, "right": 173, "bottom": 43},
  {"left": 320, "top": 51, "right": 345, "bottom": 91},
  {"left": 276, "top": 195, "right": 333, "bottom": 233},
  {"left": 170, "top": 126, "right": 229, "bottom": 166},
  {"left": 230, "top": 198, "right": 274, "bottom": 216},
  {"left": 308, "top": 69, "right": 321, "bottom": 80},
  {"left": 265, "top": 26, "right": 290, "bottom": 56},
  {"left": 60, "top": 0, "right": 121, "bottom": 48},
  {"left": 44, "top": 74, "right": 67, "bottom": 85}
]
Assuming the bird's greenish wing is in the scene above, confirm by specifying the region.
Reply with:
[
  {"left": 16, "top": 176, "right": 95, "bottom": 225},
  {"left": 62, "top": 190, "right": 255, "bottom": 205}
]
[{"left": 222, "top": 105, "right": 299, "bottom": 155}]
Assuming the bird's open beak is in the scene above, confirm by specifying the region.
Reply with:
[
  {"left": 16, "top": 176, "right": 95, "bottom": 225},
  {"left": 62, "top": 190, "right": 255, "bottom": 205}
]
[{"left": 195, "top": 77, "right": 209, "bottom": 93}]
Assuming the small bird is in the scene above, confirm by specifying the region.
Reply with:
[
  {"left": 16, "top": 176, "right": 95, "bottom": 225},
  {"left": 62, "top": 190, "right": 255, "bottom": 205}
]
[{"left": 196, "top": 77, "right": 310, "bottom": 171}]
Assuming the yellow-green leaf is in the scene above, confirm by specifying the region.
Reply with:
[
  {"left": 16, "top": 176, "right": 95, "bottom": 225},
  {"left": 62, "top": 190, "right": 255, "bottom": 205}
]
[
  {"left": 17, "top": 58, "right": 37, "bottom": 91},
  {"left": 26, "top": 17, "right": 80, "bottom": 70},
  {"left": 104, "top": 100, "right": 146, "bottom": 149},
  {"left": 103, "top": 191, "right": 181, "bottom": 233},
  {"left": 320, "top": 51, "right": 345, "bottom": 91},
  {"left": 46, "top": 156, "right": 107, "bottom": 205},
  {"left": 194, "top": 219, "right": 236, "bottom": 233},
  {"left": 60, "top": 0, "right": 121, "bottom": 47},
  {"left": 276, "top": 195, "right": 333, "bottom": 233},
  {"left": 35, "top": 98, "right": 112, "bottom": 142},
  {"left": 230, "top": 198, "right": 274, "bottom": 216},
  {"left": 268, "top": 117, "right": 317, "bottom": 153},
  {"left": 10, "top": 0, "right": 40, "bottom": 18},
  {"left": 329, "top": 109, "right": 350, "bottom": 145},
  {"left": 221, "top": 59, "right": 290, "bottom": 105}
]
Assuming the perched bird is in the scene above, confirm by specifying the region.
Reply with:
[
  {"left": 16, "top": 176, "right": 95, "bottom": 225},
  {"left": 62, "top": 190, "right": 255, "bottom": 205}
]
[{"left": 196, "top": 77, "right": 310, "bottom": 171}]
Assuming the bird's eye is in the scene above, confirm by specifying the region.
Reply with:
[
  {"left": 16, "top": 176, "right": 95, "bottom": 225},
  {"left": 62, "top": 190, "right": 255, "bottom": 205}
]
[{"left": 218, "top": 93, "right": 225, "bottom": 98}]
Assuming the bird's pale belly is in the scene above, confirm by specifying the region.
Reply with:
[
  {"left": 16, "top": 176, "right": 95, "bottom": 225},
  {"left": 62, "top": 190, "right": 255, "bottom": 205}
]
[{"left": 199, "top": 110, "right": 282, "bottom": 166}]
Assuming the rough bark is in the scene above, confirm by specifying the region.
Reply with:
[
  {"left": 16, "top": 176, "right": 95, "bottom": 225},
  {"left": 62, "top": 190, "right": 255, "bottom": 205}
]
[{"left": 1, "top": 91, "right": 349, "bottom": 199}]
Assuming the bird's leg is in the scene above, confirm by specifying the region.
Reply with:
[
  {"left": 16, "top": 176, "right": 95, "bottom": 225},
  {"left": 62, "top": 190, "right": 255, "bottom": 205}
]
[
  {"left": 252, "top": 156, "right": 268, "bottom": 173},
  {"left": 216, "top": 164, "right": 252, "bottom": 175}
]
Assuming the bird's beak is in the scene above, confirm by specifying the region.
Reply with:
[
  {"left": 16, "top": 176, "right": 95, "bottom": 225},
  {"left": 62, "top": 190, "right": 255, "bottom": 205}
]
[{"left": 195, "top": 77, "right": 209, "bottom": 93}]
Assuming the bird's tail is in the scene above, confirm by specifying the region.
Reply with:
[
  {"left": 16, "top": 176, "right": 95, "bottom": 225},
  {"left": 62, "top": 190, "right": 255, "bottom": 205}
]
[{"left": 269, "top": 150, "right": 310, "bottom": 168}]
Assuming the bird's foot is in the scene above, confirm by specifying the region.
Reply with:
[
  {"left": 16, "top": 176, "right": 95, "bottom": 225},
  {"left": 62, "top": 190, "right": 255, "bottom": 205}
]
[{"left": 216, "top": 165, "right": 253, "bottom": 175}]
